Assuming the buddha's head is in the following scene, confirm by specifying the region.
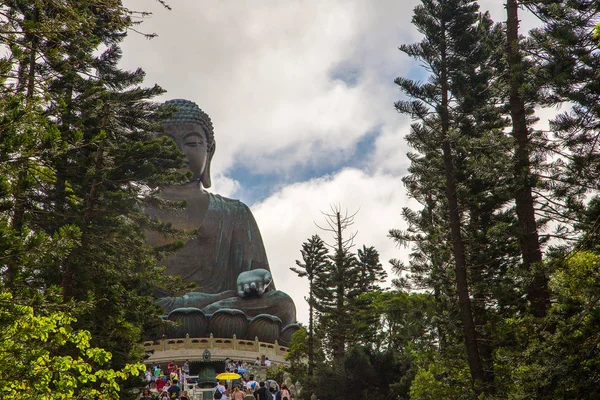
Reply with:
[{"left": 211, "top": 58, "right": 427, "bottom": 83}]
[{"left": 161, "top": 99, "right": 215, "bottom": 188}]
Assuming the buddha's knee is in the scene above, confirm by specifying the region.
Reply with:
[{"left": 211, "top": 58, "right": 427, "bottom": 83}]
[{"left": 199, "top": 289, "right": 295, "bottom": 326}]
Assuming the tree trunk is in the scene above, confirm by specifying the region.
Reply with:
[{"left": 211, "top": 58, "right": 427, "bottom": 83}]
[
  {"left": 426, "top": 194, "right": 447, "bottom": 350},
  {"left": 308, "top": 277, "right": 315, "bottom": 376},
  {"left": 333, "top": 212, "right": 346, "bottom": 361},
  {"left": 469, "top": 210, "right": 496, "bottom": 393},
  {"left": 441, "top": 138, "right": 486, "bottom": 392},
  {"left": 54, "top": 81, "right": 74, "bottom": 232},
  {"left": 7, "top": 7, "right": 40, "bottom": 286},
  {"left": 440, "top": 9, "right": 486, "bottom": 393},
  {"left": 506, "top": 0, "right": 549, "bottom": 318},
  {"left": 62, "top": 102, "right": 108, "bottom": 300}
]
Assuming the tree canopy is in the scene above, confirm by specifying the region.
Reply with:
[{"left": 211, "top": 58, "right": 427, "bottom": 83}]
[{"left": 288, "top": 1, "right": 600, "bottom": 399}]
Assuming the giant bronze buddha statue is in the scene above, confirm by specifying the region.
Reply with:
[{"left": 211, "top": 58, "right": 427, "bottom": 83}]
[{"left": 146, "top": 99, "right": 297, "bottom": 344}]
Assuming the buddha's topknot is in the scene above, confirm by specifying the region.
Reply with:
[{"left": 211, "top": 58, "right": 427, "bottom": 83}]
[{"left": 162, "top": 99, "right": 215, "bottom": 152}]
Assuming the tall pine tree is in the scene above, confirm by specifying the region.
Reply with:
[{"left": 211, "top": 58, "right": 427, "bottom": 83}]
[
  {"left": 394, "top": 0, "right": 512, "bottom": 393},
  {"left": 291, "top": 234, "right": 330, "bottom": 376},
  {"left": 312, "top": 207, "right": 360, "bottom": 361}
]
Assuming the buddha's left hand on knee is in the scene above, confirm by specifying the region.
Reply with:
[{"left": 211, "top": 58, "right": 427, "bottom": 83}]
[{"left": 236, "top": 269, "right": 272, "bottom": 298}]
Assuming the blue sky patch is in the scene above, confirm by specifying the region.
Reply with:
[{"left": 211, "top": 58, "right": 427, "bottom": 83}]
[
  {"left": 228, "top": 125, "right": 382, "bottom": 205},
  {"left": 329, "top": 64, "right": 361, "bottom": 88}
]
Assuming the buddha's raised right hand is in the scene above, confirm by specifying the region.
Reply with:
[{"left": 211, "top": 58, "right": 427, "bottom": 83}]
[{"left": 236, "top": 269, "right": 272, "bottom": 298}]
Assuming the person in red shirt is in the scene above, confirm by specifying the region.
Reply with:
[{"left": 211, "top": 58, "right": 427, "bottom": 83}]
[
  {"left": 168, "top": 360, "right": 176, "bottom": 375},
  {"left": 156, "top": 376, "right": 167, "bottom": 391}
]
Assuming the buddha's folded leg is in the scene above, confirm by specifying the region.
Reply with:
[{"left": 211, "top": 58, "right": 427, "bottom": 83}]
[
  {"left": 201, "top": 290, "right": 297, "bottom": 327},
  {"left": 156, "top": 290, "right": 237, "bottom": 314}
]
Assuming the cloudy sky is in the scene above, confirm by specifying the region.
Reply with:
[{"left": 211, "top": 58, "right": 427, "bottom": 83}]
[{"left": 120, "top": 0, "right": 535, "bottom": 325}]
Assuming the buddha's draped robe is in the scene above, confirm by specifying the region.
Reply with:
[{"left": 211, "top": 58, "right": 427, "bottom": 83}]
[
  {"left": 150, "top": 192, "right": 295, "bottom": 326},
  {"left": 163, "top": 193, "right": 272, "bottom": 293}
]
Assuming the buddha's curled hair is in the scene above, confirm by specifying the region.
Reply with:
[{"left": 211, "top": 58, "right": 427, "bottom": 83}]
[{"left": 162, "top": 99, "right": 215, "bottom": 152}]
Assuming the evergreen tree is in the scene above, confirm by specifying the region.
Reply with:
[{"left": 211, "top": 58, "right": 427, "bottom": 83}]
[
  {"left": 308, "top": 290, "right": 437, "bottom": 400},
  {"left": 526, "top": 1, "right": 600, "bottom": 244},
  {"left": 304, "top": 207, "right": 387, "bottom": 361},
  {"left": 346, "top": 246, "right": 387, "bottom": 346},
  {"left": 0, "top": 1, "right": 186, "bottom": 389},
  {"left": 393, "top": 0, "right": 504, "bottom": 392},
  {"left": 355, "top": 245, "right": 387, "bottom": 292},
  {"left": 291, "top": 234, "right": 330, "bottom": 376},
  {"left": 394, "top": 1, "right": 600, "bottom": 396},
  {"left": 312, "top": 206, "right": 359, "bottom": 361}
]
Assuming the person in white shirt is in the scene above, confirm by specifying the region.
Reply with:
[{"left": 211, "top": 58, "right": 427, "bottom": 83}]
[
  {"left": 264, "top": 357, "right": 271, "bottom": 367},
  {"left": 145, "top": 367, "right": 153, "bottom": 383},
  {"left": 215, "top": 380, "right": 227, "bottom": 400},
  {"left": 178, "top": 368, "right": 185, "bottom": 386},
  {"left": 246, "top": 376, "right": 258, "bottom": 392}
]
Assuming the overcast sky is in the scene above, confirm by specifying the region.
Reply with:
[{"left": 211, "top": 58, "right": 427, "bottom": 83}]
[{"left": 120, "top": 0, "right": 536, "bottom": 325}]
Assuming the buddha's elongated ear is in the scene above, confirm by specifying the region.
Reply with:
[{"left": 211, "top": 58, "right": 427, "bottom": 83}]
[{"left": 201, "top": 142, "right": 215, "bottom": 188}]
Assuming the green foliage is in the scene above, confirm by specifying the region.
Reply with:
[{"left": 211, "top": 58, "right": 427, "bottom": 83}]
[
  {"left": 409, "top": 357, "right": 473, "bottom": 400},
  {"left": 291, "top": 235, "right": 330, "bottom": 281},
  {"left": 285, "top": 328, "right": 315, "bottom": 400},
  {"left": 0, "top": 290, "right": 144, "bottom": 400},
  {"left": 312, "top": 345, "right": 412, "bottom": 400},
  {"left": 287, "top": 328, "right": 308, "bottom": 358},
  {"left": 288, "top": 289, "right": 438, "bottom": 399},
  {"left": 491, "top": 251, "right": 600, "bottom": 399},
  {"left": 291, "top": 235, "right": 330, "bottom": 375},
  {"left": 526, "top": 1, "right": 600, "bottom": 240},
  {"left": 323, "top": 249, "right": 386, "bottom": 356},
  {"left": 355, "top": 245, "right": 387, "bottom": 292}
]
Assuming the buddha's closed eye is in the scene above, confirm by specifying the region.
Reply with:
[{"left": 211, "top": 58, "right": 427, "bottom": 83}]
[{"left": 185, "top": 140, "right": 203, "bottom": 147}]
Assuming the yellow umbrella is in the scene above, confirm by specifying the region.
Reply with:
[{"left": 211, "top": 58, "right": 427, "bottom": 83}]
[{"left": 216, "top": 372, "right": 241, "bottom": 380}]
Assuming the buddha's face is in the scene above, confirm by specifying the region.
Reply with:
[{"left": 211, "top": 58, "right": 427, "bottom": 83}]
[{"left": 164, "top": 122, "right": 210, "bottom": 182}]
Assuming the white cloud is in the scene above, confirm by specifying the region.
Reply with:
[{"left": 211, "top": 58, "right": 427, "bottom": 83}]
[
  {"left": 210, "top": 174, "right": 241, "bottom": 198},
  {"left": 121, "top": 0, "right": 420, "bottom": 176},
  {"left": 121, "top": 0, "right": 537, "bottom": 177},
  {"left": 252, "top": 168, "right": 416, "bottom": 324}
]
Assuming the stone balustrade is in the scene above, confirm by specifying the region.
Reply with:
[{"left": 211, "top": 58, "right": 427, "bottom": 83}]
[{"left": 143, "top": 333, "right": 290, "bottom": 366}]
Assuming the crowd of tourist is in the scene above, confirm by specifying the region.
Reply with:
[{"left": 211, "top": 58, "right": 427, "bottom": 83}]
[
  {"left": 140, "top": 360, "right": 191, "bottom": 399},
  {"left": 139, "top": 358, "right": 290, "bottom": 400},
  {"left": 214, "top": 374, "right": 292, "bottom": 400},
  {"left": 225, "top": 357, "right": 271, "bottom": 370}
]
